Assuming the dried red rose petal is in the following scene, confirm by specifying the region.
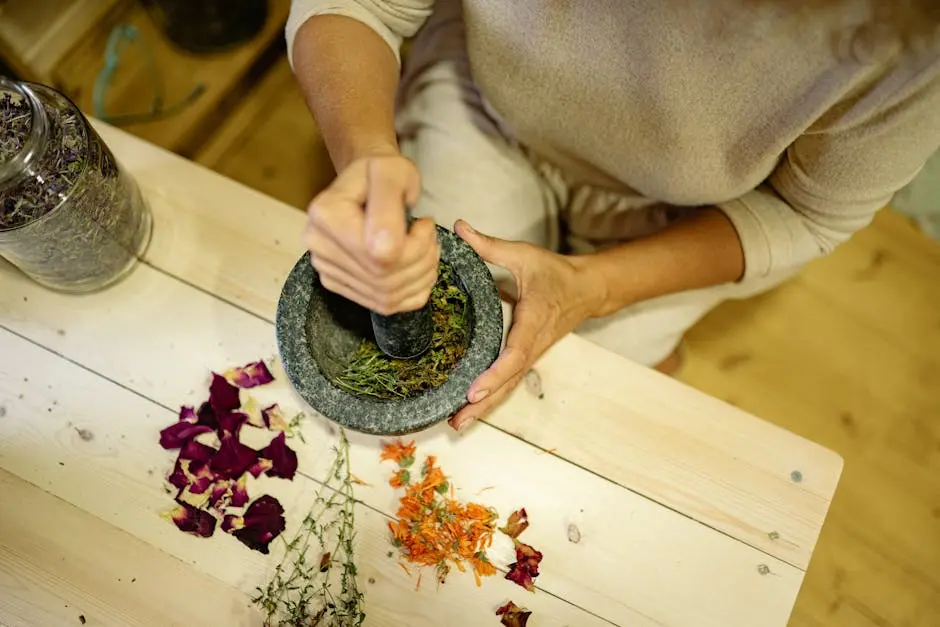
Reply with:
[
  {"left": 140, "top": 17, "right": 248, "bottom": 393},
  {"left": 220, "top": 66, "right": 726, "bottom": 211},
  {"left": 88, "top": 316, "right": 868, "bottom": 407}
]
[
  {"left": 223, "top": 360, "right": 274, "bottom": 388},
  {"left": 178, "top": 405, "right": 197, "bottom": 422},
  {"left": 257, "top": 431, "right": 298, "bottom": 480},
  {"left": 496, "top": 601, "right": 532, "bottom": 627},
  {"left": 500, "top": 508, "right": 529, "bottom": 539},
  {"left": 167, "top": 460, "right": 190, "bottom": 491},
  {"left": 163, "top": 502, "right": 217, "bottom": 538},
  {"left": 261, "top": 403, "right": 289, "bottom": 431},
  {"left": 209, "top": 373, "right": 241, "bottom": 413},
  {"left": 208, "top": 474, "right": 249, "bottom": 512},
  {"left": 505, "top": 540, "right": 543, "bottom": 592},
  {"left": 159, "top": 421, "right": 213, "bottom": 450},
  {"left": 216, "top": 411, "right": 249, "bottom": 437},
  {"left": 196, "top": 401, "right": 218, "bottom": 429},
  {"left": 241, "top": 397, "right": 266, "bottom": 428},
  {"left": 248, "top": 458, "right": 274, "bottom": 478},
  {"left": 168, "top": 440, "right": 217, "bottom": 491},
  {"left": 222, "top": 494, "right": 286, "bottom": 554},
  {"left": 230, "top": 477, "right": 250, "bottom": 508},
  {"left": 184, "top": 463, "right": 215, "bottom": 495},
  {"left": 179, "top": 440, "right": 216, "bottom": 463},
  {"left": 209, "top": 433, "right": 259, "bottom": 480}
]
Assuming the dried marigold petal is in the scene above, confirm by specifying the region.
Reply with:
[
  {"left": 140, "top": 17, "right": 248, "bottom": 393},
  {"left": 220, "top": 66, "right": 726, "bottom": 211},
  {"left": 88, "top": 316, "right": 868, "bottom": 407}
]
[
  {"left": 499, "top": 508, "right": 529, "bottom": 539},
  {"left": 383, "top": 448, "right": 499, "bottom": 588},
  {"left": 209, "top": 433, "right": 259, "bottom": 480},
  {"left": 389, "top": 468, "right": 410, "bottom": 488},
  {"left": 209, "top": 373, "right": 241, "bottom": 413},
  {"left": 496, "top": 601, "right": 532, "bottom": 627},
  {"left": 162, "top": 502, "right": 217, "bottom": 538},
  {"left": 221, "top": 494, "right": 286, "bottom": 554},
  {"left": 158, "top": 421, "right": 213, "bottom": 450},
  {"left": 380, "top": 439, "right": 416, "bottom": 465},
  {"left": 223, "top": 360, "right": 274, "bottom": 388}
]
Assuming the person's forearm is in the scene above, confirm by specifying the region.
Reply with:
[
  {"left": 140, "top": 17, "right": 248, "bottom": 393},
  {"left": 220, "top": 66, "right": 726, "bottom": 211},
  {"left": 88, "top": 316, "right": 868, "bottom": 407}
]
[
  {"left": 577, "top": 207, "right": 746, "bottom": 318},
  {"left": 291, "top": 15, "right": 401, "bottom": 171}
]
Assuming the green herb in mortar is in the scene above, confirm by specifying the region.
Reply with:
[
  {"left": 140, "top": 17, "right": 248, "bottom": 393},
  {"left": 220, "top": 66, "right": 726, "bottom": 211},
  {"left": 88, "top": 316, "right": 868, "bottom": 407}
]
[{"left": 333, "top": 262, "right": 469, "bottom": 400}]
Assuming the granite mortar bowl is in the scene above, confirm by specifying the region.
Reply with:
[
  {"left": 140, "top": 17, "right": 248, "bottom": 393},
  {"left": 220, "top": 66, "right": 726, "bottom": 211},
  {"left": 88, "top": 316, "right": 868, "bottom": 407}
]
[{"left": 275, "top": 224, "right": 504, "bottom": 436}]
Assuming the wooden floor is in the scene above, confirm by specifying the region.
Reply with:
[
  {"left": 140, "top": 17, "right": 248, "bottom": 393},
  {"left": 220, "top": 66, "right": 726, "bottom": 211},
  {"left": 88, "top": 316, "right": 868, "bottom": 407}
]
[{"left": 68, "top": 38, "right": 940, "bottom": 625}]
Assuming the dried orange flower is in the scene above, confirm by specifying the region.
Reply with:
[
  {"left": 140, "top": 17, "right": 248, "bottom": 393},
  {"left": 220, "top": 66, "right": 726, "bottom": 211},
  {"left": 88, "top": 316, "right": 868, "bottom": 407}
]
[
  {"left": 381, "top": 443, "right": 499, "bottom": 588},
  {"left": 380, "top": 439, "right": 416, "bottom": 466}
]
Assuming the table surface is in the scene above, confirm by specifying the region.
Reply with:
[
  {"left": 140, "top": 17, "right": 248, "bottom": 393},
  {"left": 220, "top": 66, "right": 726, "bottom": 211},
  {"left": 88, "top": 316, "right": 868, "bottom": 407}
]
[{"left": 0, "top": 121, "right": 844, "bottom": 627}]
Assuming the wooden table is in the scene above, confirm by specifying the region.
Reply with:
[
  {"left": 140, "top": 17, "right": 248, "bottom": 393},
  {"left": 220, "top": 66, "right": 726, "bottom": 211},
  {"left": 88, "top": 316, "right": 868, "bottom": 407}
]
[{"left": 0, "top": 121, "right": 844, "bottom": 627}]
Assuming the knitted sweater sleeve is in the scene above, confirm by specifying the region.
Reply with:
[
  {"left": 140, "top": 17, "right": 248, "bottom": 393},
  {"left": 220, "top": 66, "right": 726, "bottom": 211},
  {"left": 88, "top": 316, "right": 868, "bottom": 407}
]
[
  {"left": 285, "top": 0, "right": 434, "bottom": 67},
  {"left": 718, "top": 60, "right": 940, "bottom": 278}
]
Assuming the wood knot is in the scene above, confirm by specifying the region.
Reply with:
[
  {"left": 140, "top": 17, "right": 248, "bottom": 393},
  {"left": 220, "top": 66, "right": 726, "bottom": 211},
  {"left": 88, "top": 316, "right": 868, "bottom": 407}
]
[{"left": 567, "top": 523, "right": 581, "bottom": 544}]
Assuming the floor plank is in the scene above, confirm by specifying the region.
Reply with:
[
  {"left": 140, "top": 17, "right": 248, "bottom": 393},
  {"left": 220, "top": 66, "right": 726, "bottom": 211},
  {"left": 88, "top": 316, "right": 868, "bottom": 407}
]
[
  {"left": 50, "top": 0, "right": 291, "bottom": 156},
  {"left": 679, "top": 208, "right": 940, "bottom": 627},
  {"left": 193, "top": 57, "right": 335, "bottom": 209}
]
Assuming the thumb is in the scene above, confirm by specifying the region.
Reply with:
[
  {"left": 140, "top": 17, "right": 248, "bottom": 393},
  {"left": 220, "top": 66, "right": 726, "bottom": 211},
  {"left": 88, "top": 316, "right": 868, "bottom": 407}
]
[{"left": 454, "top": 220, "right": 516, "bottom": 268}]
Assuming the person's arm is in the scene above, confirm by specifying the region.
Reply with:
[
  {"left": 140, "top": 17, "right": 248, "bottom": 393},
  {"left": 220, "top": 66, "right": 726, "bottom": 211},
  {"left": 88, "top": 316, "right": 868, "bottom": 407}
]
[
  {"left": 575, "top": 207, "right": 744, "bottom": 318},
  {"left": 285, "top": 1, "right": 434, "bottom": 171},
  {"left": 587, "top": 56, "right": 940, "bottom": 317},
  {"left": 291, "top": 15, "right": 401, "bottom": 171}
]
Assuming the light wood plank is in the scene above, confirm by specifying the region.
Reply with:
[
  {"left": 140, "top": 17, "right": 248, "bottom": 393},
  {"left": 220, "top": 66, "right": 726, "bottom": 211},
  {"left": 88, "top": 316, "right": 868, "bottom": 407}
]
[
  {"left": 87, "top": 119, "right": 843, "bottom": 571},
  {"left": 0, "top": 258, "right": 807, "bottom": 626},
  {"left": 0, "top": 328, "right": 615, "bottom": 627},
  {"left": 0, "top": 469, "right": 261, "bottom": 627}
]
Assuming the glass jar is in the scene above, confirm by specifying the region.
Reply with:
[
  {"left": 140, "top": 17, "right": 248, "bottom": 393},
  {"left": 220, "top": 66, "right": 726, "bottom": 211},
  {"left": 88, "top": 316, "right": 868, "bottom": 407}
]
[{"left": 0, "top": 76, "right": 152, "bottom": 293}]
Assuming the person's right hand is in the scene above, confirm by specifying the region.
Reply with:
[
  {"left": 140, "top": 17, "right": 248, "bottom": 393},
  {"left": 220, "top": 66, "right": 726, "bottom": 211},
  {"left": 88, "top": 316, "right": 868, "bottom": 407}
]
[{"left": 303, "top": 154, "right": 440, "bottom": 315}]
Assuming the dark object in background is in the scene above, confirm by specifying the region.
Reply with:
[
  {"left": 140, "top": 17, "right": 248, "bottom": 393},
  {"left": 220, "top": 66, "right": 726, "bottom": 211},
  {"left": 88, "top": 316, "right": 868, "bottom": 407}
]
[{"left": 139, "top": 0, "right": 269, "bottom": 54}]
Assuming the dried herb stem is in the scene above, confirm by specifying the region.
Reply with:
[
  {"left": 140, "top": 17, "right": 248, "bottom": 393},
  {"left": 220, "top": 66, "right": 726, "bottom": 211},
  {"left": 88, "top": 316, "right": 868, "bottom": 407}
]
[{"left": 253, "top": 425, "right": 365, "bottom": 626}]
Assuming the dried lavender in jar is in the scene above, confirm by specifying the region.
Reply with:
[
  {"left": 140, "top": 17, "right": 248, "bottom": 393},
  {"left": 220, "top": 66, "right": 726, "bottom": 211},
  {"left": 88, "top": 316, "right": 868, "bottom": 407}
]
[{"left": 0, "top": 78, "right": 152, "bottom": 292}]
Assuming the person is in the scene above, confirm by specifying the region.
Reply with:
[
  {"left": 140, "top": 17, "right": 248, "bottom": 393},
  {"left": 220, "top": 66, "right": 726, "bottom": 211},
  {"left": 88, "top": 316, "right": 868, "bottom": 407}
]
[{"left": 285, "top": 0, "right": 940, "bottom": 431}]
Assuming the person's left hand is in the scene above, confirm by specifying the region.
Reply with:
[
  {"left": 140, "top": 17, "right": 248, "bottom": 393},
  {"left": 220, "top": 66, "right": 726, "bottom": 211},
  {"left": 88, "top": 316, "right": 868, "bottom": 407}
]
[{"left": 448, "top": 219, "right": 605, "bottom": 431}]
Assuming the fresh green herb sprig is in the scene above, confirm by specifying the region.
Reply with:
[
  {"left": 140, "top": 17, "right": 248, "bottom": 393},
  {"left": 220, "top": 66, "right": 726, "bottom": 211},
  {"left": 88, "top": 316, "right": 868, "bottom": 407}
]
[
  {"left": 332, "top": 262, "right": 470, "bottom": 400},
  {"left": 253, "top": 426, "right": 365, "bottom": 627}
]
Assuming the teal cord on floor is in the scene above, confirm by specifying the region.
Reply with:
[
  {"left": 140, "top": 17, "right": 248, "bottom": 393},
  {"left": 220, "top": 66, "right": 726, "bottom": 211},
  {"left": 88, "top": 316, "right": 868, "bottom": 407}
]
[{"left": 92, "top": 23, "right": 206, "bottom": 126}]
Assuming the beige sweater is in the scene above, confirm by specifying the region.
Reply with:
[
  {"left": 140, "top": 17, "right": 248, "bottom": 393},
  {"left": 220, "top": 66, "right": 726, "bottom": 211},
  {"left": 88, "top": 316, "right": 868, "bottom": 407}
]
[{"left": 285, "top": 0, "right": 940, "bottom": 280}]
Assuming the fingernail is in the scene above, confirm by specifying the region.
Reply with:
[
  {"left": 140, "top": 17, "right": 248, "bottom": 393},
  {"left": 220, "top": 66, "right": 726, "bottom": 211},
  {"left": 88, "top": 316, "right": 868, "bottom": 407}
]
[{"left": 471, "top": 389, "right": 489, "bottom": 403}]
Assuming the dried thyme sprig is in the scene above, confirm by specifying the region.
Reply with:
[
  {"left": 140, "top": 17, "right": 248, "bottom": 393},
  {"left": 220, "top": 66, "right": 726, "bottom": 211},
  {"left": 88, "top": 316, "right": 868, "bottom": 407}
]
[
  {"left": 332, "top": 262, "right": 470, "bottom": 400},
  {"left": 253, "top": 426, "right": 365, "bottom": 626}
]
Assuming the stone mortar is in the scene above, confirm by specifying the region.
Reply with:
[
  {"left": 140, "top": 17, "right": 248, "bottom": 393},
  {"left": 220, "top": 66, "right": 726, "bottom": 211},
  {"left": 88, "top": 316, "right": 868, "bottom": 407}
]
[{"left": 275, "top": 224, "right": 503, "bottom": 436}]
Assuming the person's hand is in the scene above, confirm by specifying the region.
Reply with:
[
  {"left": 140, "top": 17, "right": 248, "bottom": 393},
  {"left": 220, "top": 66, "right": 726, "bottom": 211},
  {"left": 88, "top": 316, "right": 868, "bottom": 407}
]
[
  {"left": 303, "top": 153, "right": 440, "bottom": 314},
  {"left": 448, "top": 220, "right": 606, "bottom": 431}
]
